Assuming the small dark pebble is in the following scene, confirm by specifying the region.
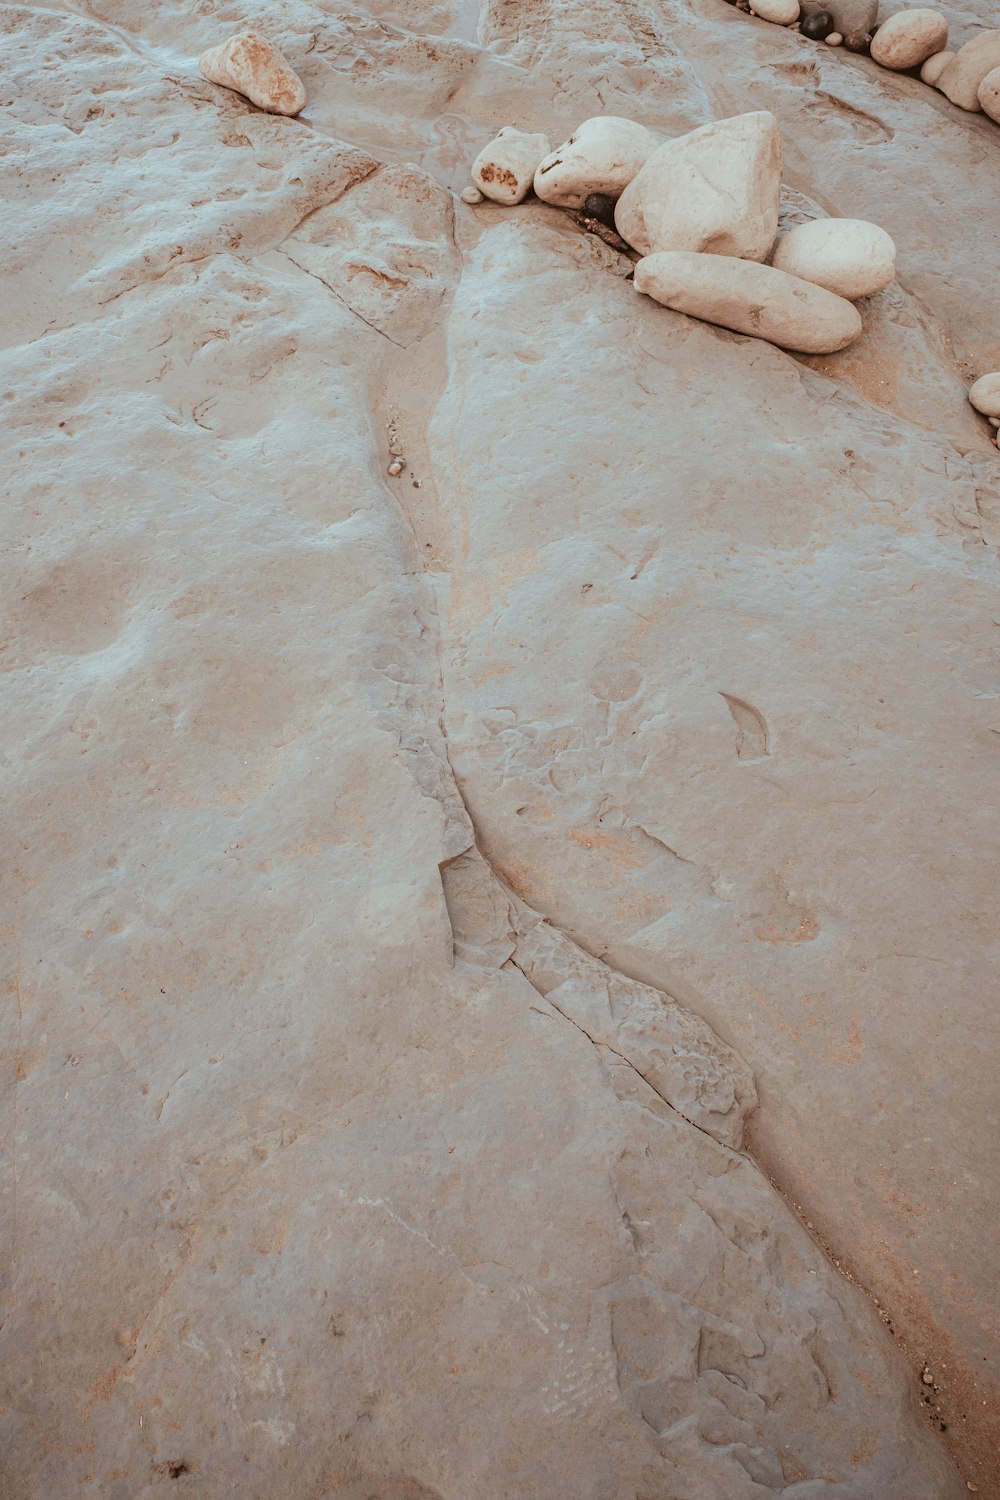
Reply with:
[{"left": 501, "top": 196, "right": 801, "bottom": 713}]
[
  {"left": 843, "top": 27, "right": 873, "bottom": 50},
  {"left": 801, "top": 10, "right": 835, "bottom": 38},
  {"left": 583, "top": 193, "right": 619, "bottom": 229}
]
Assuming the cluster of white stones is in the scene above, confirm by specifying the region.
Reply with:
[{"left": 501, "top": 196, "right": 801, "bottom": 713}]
[
  {"left": 728, "top": 0, "right": 1000, "bottom": 125},
  {"left": 466, "top": 112, "right": 896, "bottom": 355}
]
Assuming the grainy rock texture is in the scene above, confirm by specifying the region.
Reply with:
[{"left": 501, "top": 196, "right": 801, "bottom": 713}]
[
  {"left": 615, "top": 111, "right": 782, "bottom": 259},
  {"left": 1, "top": 0, "right": 999, "bottom": 1496}
]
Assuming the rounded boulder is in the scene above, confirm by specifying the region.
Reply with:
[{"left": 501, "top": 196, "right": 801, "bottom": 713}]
[
  {"left": 870, "top": 8, "right": 948, "bottom": 70},
  {"left": 937, "top": 30, "right": 1000, "bottom": 110},
  {"left": 771, "top": 217, "right": 896, "bottom": 300},
  {"left": 969, "top": 373, "right": 1000, "bottom": 419},
  {"left": 751, "top": 0, "right": 800, "bottom": 24},
  {"left": 472, "top": 127, "right": 550, "bottom": 205}
]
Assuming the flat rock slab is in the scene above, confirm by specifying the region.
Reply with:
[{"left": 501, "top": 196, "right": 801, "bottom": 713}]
[{"left": 1, "top": 0, "right": 998, "bottom": 1495}]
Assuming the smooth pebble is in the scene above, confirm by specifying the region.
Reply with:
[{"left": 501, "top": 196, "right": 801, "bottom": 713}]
[
  {"left": 751, "top": 0, "right": 800, "bottom": 24},
  {"left": 968, "top": 373, "right": 1000, "bottom": 419},
  {"left": 772, "top": 218, "right": 896, "bottom": 300},
  {"left": 870, "top": 8, "right": 948, "bottom": 70},
  {"left": 825, "top": 31, "right": 843, "bottom": 43},
  {"left": 937, "top": 31, "right": 1000, "bottom": 111},
  {"left": 534, "top": 117, "right": 661, "bottom": 209},
  {"left": 920, "top": 49, "right": 955, "bottom": 84}
]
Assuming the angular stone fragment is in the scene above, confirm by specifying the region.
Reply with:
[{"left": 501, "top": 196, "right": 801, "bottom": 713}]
[
  {"left": 870, "top": 8, "right": 949, "bottom": 70},
  {"left": 937, "top": 30, "right": 1000, "bottom": 110},
  {"left": 979, "top": 64, "right": 1000, "bottom": 120},
  {"left": 921, "top": 48, "right": 955, "bottom": 84},
  {"left": 614, "top": 112, "right": 782, "bottom": 262},
  {"left": 199, "top": 31, "right": 306, "bottom": 115},
  {"left": 751, "top": 0, "right": 800, "bottom": 24},
  {"left": 472, "top": 126, "right": 550, "bottom": 205},
  {"left": 968, "top": 372, "right": 1000, "bottom": 417},
  {"left": 771, "top": 217, "right": 896, "bottom": 300},
  {"left": 634, "top": 249, "right": 863, "bottom": 353},
  {"left": 533, "top": 116, "right": 661, "bottom": 209}
]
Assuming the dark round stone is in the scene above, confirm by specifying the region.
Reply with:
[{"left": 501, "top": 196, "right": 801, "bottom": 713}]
[
  {"left": 843, "top": 27, "right": 873, "bottom": 50},
  {"left": 583, "top": 193, "right": 619, "bottom": 230},
  {"left": 800, "top": 9, "right": 835, "bottom": 39}
]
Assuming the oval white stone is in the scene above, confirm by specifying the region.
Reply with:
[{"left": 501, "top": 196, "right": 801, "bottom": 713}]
[
  {"left": 968, "top": 373, "right": 1000, "bottom": 419},
  {"left": 533, "top": 117, "right": 661, "bottom": 209},
  {"left": 870, "top": 8, "right": 948, "bottom": 70},
  {"left": 471, "top": 127, "right": 550, "bottom": 205},
  {"left": 937, "top": 30, "right": 1000, "bottom": 110},
  {"left": 634, "top": 251, "right": 863, "bottom": 354},
  {"left": 751, "top": 0, "right": 800, "bottom": 25},
  {"left": 771, "top": 218, "right": 896, "bottom": 300},
  {"left": 615, "top": 112, "right": 782, "bottom": 263}
]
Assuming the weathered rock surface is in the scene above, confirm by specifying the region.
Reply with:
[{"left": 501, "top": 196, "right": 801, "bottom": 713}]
[
  {"left": 771, "top": 216, "right": 896, "bottom": 299},
  {"left": 979, "top": 62, "right": 1000, "bottom": 118},
  {"left": 2, "top": 0, "right": 999, "bottom": 1495},
  {"left": 870, "top": 8, "right": 949, "bottom": 70},
  {"left": 534, "top": 116, "right": 661, "bottom": 208},
  {"left": 937, "top": 29, "right": 1000, "bottom": 109},
  {"left": 615, "top": 111, "right": 782, "bottom": 261},
  {"left": 969, "top": 371, "right": 1000, "bottom": 416},
  {"left": 635, "top": 248, "right": 863, "bottom": 351},
  {"left": 198, "top": 31, "right": 306, "bottom": 115},
  {"left": 472, "top": 125, "right": 550, "bottom": 203}
]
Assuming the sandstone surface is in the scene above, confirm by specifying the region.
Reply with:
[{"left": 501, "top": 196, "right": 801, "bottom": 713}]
[
  {"left": 771, "top": 216, "right": 896, "bottom": 298},
  {"left": 2, "top": 0, "right": 999, "bottom": 1496},
  {"left": 870, "top": 8, "right": 949, "bottom": 70},
  {"left": 614, "top": 111, "right": 782, "bottom": 260},
  {"left": 937, "top": 29, "right": 1000, "bottom": 109},
  {"left": 534, "top": 116, "right": 661, "bottom": 208},
  {"left": 635, "top": 249, "right": 863, "bottom": 351},
  {"left": 199, "top": 30, "right": 306, "bottom": 115}
]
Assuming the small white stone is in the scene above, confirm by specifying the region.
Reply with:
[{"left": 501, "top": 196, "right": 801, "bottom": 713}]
[
  {"left": 919, "top": 49, "right": 954, "bottom": 85},
  {"left": 634, "top": 251, "right": 863, "bottom": 355},
  {"left": 533, "top": 117, "right": 661, "bottom": 209},
  {"left": 871, "top": 8, "right": 948, "bottom": 70},
  {"left": 460, "top": 185, "right": 485, "bottom": 204},
  {"left": 969, "top": 373, "right": 1000, "bottom": 419},
  {"left": 388, "top": 459, "right": 405, "bottom": 477},
  {"left": 199, "top": 32, "right": 306, "bottom": 115},
  {"left": 750, "top": 0, "right": 800, "bottom": 24},
  {"left": 471, "top": 126, "right": 550, "bottom": 205},
  {"left": 771, "top": 218, "right": 896, "bottom": 300},
  {"left": 825, "top": 31, "right": 843, "bottom": 44}
]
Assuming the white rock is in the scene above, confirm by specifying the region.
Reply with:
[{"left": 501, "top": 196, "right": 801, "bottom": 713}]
[
  {"left": 533, "top": 117, "right": 661, "bottom": 209},
  {"left": 615, "top": 112, "right": 782, "bottom": 263},
  {"left": 979, "top": 64, "right": 1000, "bottom": 121},
  {"left": 461, "top": 185, "right": 485, "bottom": 204},
  {"left": 870, "top": 9, "right": 949, "bottom": 70},
  {"left": 634, "top": 250, "right": 863, "bottom": 353},
  {"left": 771, "top": 218, "right": 896, "bottom": 300},
  {"left": 199, "top": 32, "right": 306, "bottom": 115},
  {"left": 968, "top": 372, "right": 1000, "bottom": 418},
  {"left": 751, "top": 0, "right": 800, "bottom": 24},
  {"left": 920, "top": 49, "right": 954, "bottom": 84},
  {"left": 471, "top": 126, "right": 550, "bottom": 205},
  {"left": 826, "top": 31, "right": 844, "bottom": 43},
  {"left": 937, "top": 31, "right": 1000, "bottom": 111}
]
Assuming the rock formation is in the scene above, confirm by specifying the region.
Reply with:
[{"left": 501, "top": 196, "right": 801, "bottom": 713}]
[{"left": 1, "top": 0, "right": 998, "bottom": 1496}]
